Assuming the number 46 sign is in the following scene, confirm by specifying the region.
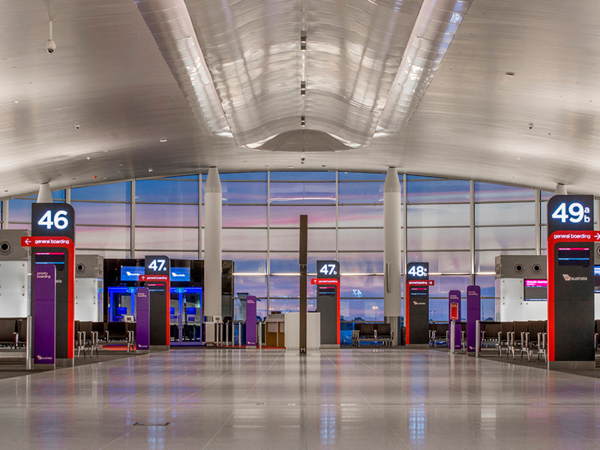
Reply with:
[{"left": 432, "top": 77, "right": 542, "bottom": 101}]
[
  {"left": 32, "top": 204, "right": 75, "bottom": 240},
  {"left": 548, "top": 195, "right": 594, "bottom": 237}
]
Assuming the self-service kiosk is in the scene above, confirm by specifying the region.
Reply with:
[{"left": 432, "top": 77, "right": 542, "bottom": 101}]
[
  {"left": 0, "top": 230, "right": 29, "bottom": 318},
  {"left": 75, "top": 255, "right": 103, "bottom": 322},
  {"left": 494, "top": 255, "right": 547, "bottom": 321}
]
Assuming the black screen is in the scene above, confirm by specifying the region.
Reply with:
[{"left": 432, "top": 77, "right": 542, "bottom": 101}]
[{"left": 558, "top": 247, "right": 591, "bottom": 266}]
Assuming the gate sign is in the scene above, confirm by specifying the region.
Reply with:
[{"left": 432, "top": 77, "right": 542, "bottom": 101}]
[
  {"left": 548, "top": 195, "right": 594, "bottom": 237},
  {"left": 145, "top": 255, "right": 170, "bottom": 276},
  {"left": 406, "top": 262, "right": 430, "bottom": 345},
  {"left": 32, "top": 203, "right": 75, "bottom": 241}
]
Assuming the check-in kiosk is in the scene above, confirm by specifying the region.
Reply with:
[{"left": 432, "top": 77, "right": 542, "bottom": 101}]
[
  {"left": 0, "top": 230, "right": 29, "bottom": 318},
  {"left": 75, "top": 255, "right": 103, "bottom": 322},
  {"left": 104, "top": 258, "right": 233, "bottom": 346},
  {"left": 494, "top": 255, "right": 547, "bottom": 321}
]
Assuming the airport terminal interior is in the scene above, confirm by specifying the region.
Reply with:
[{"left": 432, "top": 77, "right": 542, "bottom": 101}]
[{"left": 2, "top": 0, "right": 600, "bottom": 448}]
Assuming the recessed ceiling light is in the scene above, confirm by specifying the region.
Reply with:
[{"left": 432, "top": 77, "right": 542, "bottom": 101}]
[
  {"left": 148, "top": 168, "right": 154, "bottom": 173},
  {"left": 14, "top": 100, "right": 18, "bottom": 104},
  {"left": 288, "top": 166, "right": 294, "bottom": 169},
  {"left": 159, "top": 138, "right": 168, "bottom": 143},
  {"left": 86, "top": 157, "right": 91, "bottom": 160},
  {"left": 505, "top": 71, "right": 515, "bottom": 77}
]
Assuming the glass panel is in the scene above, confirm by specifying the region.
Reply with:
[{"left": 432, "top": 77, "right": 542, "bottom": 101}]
[
  {"left": 165, "top": 175, "right": 199, "bottom": 180},
  {"left": 338, "top": 172, "right": 386, "bottom": 181},
  {"left": 270, "top": 253, "right": 299, "bottom": 274},
  {"left": 475, "top": 226, "right": 535, "bottom": 250},
  {"left": 541, "top": 201, "right": 547, "bottom": 225},
  {"left": 340, "top": 275, "right": 383, "bottom": 298},
  {"left": 269, "top": 276, "right": 300, "bottom": 298},
  {"left": 475, "top": 250, "right": 537, "bottom": 273},
  {"left": 220, "top": 172, "right": 267, "bottom": 181},
  {"left": 474, "top": 182, "right": 535, "bottom": 202},
  {"left": 136, "top": 204, "right": 198, "bottom": 227},
  {"left": 340, "top": 299, "right": 384, "bottom": 321},
  {"left": 475, "top": 202, "right": 535, "bottom": 226},
  {"left": 222, "top": 229, "right": 267, "bottom": 251},
  {"left": 541, "top": 225, "right": 547, "bottom": 245},
  {"left": 135, "top": 227, "right": 198, "bottom": 250},
  {"left": 338, "top": 182, "right": 384, "bottom": 204},
  {"left": 135, "top": 180, "right": 199, "bottom": 203},
  {"left": 428, "top": 276, "right": 471, "bottom": 298},
  {"left": 269, "top": 182, "right": 335, "bottom": 204},
  {"left": 77, "top": 249, "right": 129, "bottom": 258},
  {"left": 76, "top": 226, "right": 130, "bottom": 249},
  {"left": 338, "top": 228, "right": 384, "bottom": 251},
  {"left": 481, "top": 298, "right": 495, "bottom": 321},
  {"left": 407, "top": 180, "right": 470, "bottom": 203},
  {"left": 222, "top": 182, "right": 267, "bottom": 204},
  {"left": 72, "top": 182, "right": 131, "bottom": 202},
  {"left": 269, "top": 172, "right": 336, "bottom": 181},
  {"left": 136, "top": 250, "right": 198, "bottom": 260},
  {"left": 407, "top": 227, "right": 469, "bottom": 251},
  {"left": 269, "top": 205, "right": 335, "bottom": 227},
  {"left": 476, "top": 275, "right": 495, "bottom": 298},
  {"left": 408, "top": 204, "right": 469, "bottom": 227},
  {"left": 269, "top": 229, "right": 336, "bottom": 251},
  {"left": 406, "top": 175, "right": 443, "bottom": 180},
  {"left": 73, "top": 202, "right": 130, "bottom": 226},
  {"left": 407, "top": 251, "right": 470, "bottom": 274},
  {"left": 269, "top": 298, "right": 301, "bottom": 314},
  {"left": 338, "top": 204, "right": 383, "bottom": 227},
  {"left": 339, "top": 252, "right": 384, "bottom": 274},
  {"left": 222, "top": 252, "right": 267, "bottom": 273},
  {"left": 540, "top": 190, "right": 554, "bottom": 201},
  {"left": 8, "top": 199, "right": 35, "bottom": 223},
  {"left": 223, "top": 205, "right": 267, "bottom": 227},
  {"left": 234, "top": 275, "right": 268, "bottom": 297}
]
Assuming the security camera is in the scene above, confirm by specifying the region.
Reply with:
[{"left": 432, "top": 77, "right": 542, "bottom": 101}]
[{"left": 46, "top": 39, "right": 56, "bottom": 54}]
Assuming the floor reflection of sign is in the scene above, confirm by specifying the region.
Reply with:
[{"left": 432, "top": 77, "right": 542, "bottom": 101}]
[{"left": 352, "top": 289, "right": 362, "bottom": 297}]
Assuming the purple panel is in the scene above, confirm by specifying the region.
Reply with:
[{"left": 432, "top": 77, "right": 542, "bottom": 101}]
[
  {"left": 448, "top": 290, "right": 462, "bottom": 350},
  {"left": 136, "top": 288, "right": 150, "bottom": 351},
  {"left": 245, "top": 296, "right": 257, "bottom": 347},
  {"left": 34, "top": 265, "right": 56, "bottom": 365},
  {"left": 466, "top": 286, "right": 481, "bottom": 353}
]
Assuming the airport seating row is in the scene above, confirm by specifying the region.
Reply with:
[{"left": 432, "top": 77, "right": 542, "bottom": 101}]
[
  {"left": 0, "top": 318, "right": 28, "bottom": 349},
  {"left": 75, "top": 321, "right": 136, "bottom": 357},
  {"left": 352, "top": 323, "right": 394, "bottom": 347},
  {"left": 481, "top": 321, "right": 547, "bottom": 361}
]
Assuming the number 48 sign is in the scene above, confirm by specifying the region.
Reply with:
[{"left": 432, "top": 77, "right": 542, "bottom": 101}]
[{"left": 548, "top": 195, "right": 594, "bottom": 237}]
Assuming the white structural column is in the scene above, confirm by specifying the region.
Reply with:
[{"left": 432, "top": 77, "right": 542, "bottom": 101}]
[
  {"left": 384, "top": 168, "right": 402, "bottom": 328},
  {"left": 37, "top": 183, "right": 53, "bottom": 203},
  {"left": 204, "top": 167, "right": 222, "bottom": 317}
]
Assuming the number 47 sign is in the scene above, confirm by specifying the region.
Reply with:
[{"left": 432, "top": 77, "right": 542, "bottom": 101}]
[{"left": 548, "top": 195, "right": 594, "bottom": 237}]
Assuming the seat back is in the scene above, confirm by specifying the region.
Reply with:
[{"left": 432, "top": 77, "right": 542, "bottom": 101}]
[
  {"left": 79, "top": 321, "right": 93, "bottom": 335},
  {"left": 0, "top": 319, "right": 16, "bottom": 342},
  {"left": 436, "top": 323, "right": 449, "bottom": 337},
  {"left": 92, "top": 322, "right": 106, "bottom": 334},
  {"left": 514, "top": 321, "right": 528, "bottom": 337},
  {"left": 108, "top": 322, "right": 127, "bottom": 340},
  {"left": 375, "top": 323, "right": 391, "bottom": 337},
  {"left": 483, "top": 322, "right": 501, "bottom": 337},
  {"left": 17, "top": 318, "right": 27, "bottom": 343},
  {"left": 500, "top": 322, "right": 514, "bottom": 340},
  {"left": 359, "top": 323, "right": 375, "bottom": 338}
]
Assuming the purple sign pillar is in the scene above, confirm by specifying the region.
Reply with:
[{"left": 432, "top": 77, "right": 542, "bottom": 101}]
[
  {"left": 136, "top": 287, "right": 150, "bottom": 351},
  {"left": 448, "top": 290, "right": 462, "bottom": 350},
  {"left": 33, "top": 265, "right": 56, "bottom": 368},
  {"left": 245, "top": 296, "right": 257, "bottom": 347},
  {"left": 466, "top": 285, "right": 481, "bottom": 354}
]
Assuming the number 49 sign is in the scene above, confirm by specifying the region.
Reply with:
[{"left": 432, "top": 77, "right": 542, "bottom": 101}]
[{"left": 548, "top": 195, "right": 594, "bottom": 237}]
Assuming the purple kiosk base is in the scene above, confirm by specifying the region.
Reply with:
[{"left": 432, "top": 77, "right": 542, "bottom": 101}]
[
  {"left": 246, "top": 296, "right": 257, "bottom": 348},
  {"left": 466, "top": 285, "right": 481, "bottom": 356},
  {"left": 136, "top": 287, "right": 150, "bottom": 353},
  {"left": 33, "top": 265, "right": 56, "bottom": 370}
]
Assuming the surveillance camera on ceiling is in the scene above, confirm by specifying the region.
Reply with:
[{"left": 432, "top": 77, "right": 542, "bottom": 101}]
[{"left": 46, "top": 39, "right": 56, "bottom": 54}]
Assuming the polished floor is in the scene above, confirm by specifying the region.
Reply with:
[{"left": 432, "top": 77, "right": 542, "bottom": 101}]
[{"left": 1, "top": 349, "right": 600, "bottom": 449}]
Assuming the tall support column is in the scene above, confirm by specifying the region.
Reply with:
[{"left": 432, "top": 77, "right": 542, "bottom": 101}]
[
  {"left": 204, "top": 167, "right": 222, "bottom": 318},
  {"left": 384, "top": 168, "right": 402, "bottom": 346}
]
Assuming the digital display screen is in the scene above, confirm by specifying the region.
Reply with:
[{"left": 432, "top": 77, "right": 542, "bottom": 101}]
[
  {"left": 558, "top": 247, "right": 591, "bottom": 267},
  {"left": 35, "top": 252, "right": 66, "bottom": 271},
  {"left": 186, "top": 307, "right": 196, "bottom": 315},
  {"left": 121, "top": 266, "right": 144, "bottom": 281},
  {"left": 170, "top": 267, "right": 190, "bottom": 282},
  {"left": 524, "top": 279, "right": 547, "bottom": 301},
  {"left": 170, "top": 307, "right": 175, "bottom": 314},
  {"left": 409, "top": 287, "right": 428, "bottom": 296},
  {"left": 318, "top": 285, "right": 337, "bottom": 297},
  {"left": 595, "top": 266, "right": 600, "bottom": 293},
  {"left": 116, "top": 307, "right": 128, "bottom": 315}
]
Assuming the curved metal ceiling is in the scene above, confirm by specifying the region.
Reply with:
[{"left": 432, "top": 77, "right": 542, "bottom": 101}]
[{"left": 1, "top": 0, "right": 600, "bottom": 198}]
